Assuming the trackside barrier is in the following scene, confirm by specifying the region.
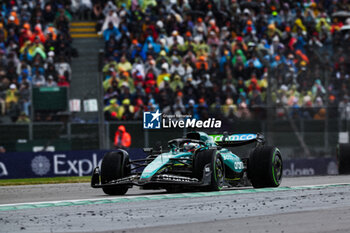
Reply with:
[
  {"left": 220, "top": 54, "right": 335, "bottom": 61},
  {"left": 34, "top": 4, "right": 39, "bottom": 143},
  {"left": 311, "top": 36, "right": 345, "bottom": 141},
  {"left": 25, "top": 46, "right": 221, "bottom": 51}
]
[
  {"left": 0, "top": 150, "right": 337, "bottom": 179},
  {"left": 0, "top": 149, "right": 146, "bottom": 179}
]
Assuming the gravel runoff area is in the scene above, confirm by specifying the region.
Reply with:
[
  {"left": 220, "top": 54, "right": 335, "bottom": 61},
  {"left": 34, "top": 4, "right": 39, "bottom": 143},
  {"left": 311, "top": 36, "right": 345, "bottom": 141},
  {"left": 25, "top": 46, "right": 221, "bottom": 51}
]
[{"left": 0, "top": 176, "right": 349, "bottom": 233}]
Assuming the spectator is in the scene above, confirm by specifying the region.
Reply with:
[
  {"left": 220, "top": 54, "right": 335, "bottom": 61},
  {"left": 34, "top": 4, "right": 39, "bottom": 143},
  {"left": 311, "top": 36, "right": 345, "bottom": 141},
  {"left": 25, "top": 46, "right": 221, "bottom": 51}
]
[
  {"left": 118, "top": 98, "right": 134, "bottom": 120},
  {"left": 55, "top": 56, "right": 71, "bottom": 81},
  {"left": 339, "top": 96, "right": 350, "bottom": 120},
  {"left": 5, "top": 84, "right": 19, "bottom": 110},
  {"left": 95, "top": 0, "right": 349, "bottom": 122},
  {"left": 18, "top": 82, "right": 30, "bottom": 116},
  {"left": 117, "top": 56, "right": 132, "bottom": 72},
  {"left": 114, "top": 125, "right": 131, "bottom": 148},
  {"left": 32, "top": 70, "right": 46, "bottom": 87},
  {"left": 0, "top": 1, "right": 74, "bottom": 121},
  {"left": 16, "top": 111, "right": 30, "bottom": 123},
  {"left": 45, "top": 75, "right": 57, "bottom": 87},
  {"left": 103, "top": 22, "right": 120, "bottom": 41},
  {"left": 57, "top": 75, "right": 70, "bottom": 87},
  {"left": 104, "top": 98, "right": 119, "bottom": 120}
]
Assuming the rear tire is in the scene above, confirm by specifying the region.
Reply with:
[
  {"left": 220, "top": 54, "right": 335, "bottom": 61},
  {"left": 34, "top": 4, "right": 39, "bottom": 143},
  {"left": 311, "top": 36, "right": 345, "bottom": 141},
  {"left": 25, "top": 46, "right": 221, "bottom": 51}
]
[
  {"left": 101, "top": 150, "right": 130, "bottom": 195},
  {"left": 337, "top": 144, "right": 350, "bottom": 174},
  {"left": 248, "top": 146, "right": 282, "bottom": 188},
  {"left": 193, "top": 149, "right": 224, "bottom": 191}
]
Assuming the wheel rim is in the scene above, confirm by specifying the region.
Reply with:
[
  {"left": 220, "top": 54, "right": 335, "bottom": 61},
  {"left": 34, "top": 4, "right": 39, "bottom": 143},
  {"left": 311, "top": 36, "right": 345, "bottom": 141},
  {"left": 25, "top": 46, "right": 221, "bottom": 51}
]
[
  {"left": 273, "top": 154, "right": 282, "bottom": 184},
  {"left": 215, "top": 158, "right": 224, "bottom": 189}
]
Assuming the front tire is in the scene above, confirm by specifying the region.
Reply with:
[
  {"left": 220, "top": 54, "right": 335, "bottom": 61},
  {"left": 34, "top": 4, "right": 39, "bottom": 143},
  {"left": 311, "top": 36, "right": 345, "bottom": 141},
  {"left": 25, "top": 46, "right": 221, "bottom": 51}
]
[
  {"left": 248, "top": 146, "right": 283, "bottom": 188},
  {"left": 101, "top": 150, "right": 130, "bottom": 195},
  {"left": 193, "top": 149, "right": 225, "bottom": 191}
]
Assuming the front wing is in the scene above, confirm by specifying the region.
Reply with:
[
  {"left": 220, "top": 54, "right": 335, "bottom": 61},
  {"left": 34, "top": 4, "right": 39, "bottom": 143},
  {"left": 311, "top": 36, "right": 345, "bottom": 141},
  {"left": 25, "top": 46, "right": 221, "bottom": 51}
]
[{"left": 91, "top": 165, "right": 212, "bottom": 188}]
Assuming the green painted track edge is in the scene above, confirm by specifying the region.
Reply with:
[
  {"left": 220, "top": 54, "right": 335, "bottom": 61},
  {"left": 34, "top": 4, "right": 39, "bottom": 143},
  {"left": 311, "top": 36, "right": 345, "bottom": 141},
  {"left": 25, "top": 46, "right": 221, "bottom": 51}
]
[{"left": 1, "top": 183, "right": 349, "bottom": 212}]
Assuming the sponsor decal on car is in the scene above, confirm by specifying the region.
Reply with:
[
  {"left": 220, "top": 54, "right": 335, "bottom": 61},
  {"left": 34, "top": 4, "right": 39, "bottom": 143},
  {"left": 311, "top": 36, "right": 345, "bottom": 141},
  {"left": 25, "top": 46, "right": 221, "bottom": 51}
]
[{"left": 209, "top": 134, "right": 257, "bottom": 142}]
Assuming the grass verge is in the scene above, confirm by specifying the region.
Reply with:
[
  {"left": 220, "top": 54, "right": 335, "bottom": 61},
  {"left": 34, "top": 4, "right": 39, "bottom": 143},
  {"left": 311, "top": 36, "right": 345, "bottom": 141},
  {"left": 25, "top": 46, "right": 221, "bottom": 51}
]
[{"left": 0, "top": 176, "right": 91, "bottom": 186}]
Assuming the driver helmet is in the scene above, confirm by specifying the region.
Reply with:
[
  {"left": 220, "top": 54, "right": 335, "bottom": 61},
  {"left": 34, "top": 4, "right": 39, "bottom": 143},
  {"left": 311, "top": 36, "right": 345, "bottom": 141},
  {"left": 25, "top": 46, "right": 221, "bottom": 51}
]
[{"left": 184, "top": 142, "right": 200, "bottom": 152}]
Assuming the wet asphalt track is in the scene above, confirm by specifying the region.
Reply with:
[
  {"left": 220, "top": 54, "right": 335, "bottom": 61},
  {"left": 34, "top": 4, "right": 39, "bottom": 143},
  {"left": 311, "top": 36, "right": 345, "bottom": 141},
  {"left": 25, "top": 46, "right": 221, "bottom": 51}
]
[{"left": 0, "top": 176, "right": 349, "bottom": 233}]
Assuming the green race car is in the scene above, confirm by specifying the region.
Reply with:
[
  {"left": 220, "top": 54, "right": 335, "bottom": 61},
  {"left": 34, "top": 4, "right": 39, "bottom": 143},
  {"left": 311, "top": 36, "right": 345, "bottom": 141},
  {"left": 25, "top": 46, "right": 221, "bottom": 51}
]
[{"left": 91, "top": 131, "right": 283, "bottom": 195}]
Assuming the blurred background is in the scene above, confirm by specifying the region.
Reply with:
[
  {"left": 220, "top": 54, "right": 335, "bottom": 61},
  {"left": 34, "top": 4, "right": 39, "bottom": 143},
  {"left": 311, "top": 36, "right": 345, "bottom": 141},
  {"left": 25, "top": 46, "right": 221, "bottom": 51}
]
[{"left": 1, "top": 0, "right": 350, "bottom": 163}]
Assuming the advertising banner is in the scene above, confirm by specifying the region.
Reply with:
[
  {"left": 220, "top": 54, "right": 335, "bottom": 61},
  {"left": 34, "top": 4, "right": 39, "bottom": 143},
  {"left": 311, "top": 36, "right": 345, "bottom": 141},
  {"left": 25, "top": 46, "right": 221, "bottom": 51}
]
[
  {"left": 0, "top": 150, "right": 338, "bottom": 179},
  {"left": 0, "top": 149, "right": 146, "bottom": 179},
  {"left": 283, "top": 158, "right": 338, "bottom": 177}
]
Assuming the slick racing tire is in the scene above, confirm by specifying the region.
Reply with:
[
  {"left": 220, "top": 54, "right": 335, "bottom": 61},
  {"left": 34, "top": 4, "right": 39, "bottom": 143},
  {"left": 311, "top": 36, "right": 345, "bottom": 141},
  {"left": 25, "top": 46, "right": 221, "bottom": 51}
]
[
  {"left": 101, "top": 150, "right": 130, "bottom": 195},
  {"left": 248, "top": 146, "right": 282, "bottom": 188},
  {"left": 337, "top": 144, "right": 350, "bottom": 174},
  {"left": 193, "top": 149, "right": 225, "bottom": 191}
]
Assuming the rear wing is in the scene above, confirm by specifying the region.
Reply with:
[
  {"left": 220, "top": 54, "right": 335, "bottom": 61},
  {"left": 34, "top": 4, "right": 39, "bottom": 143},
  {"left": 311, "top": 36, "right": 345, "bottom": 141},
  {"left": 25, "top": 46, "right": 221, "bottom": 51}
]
[{"left": 209, "top": 133, "right": 265, "bottom": 147}]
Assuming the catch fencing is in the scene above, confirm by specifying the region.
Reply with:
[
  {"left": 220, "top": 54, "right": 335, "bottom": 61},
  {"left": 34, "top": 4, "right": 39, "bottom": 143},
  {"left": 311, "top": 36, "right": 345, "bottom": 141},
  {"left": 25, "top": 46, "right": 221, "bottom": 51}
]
[{"left": 0, "top": 119, "right": 347, "bottom": 159}]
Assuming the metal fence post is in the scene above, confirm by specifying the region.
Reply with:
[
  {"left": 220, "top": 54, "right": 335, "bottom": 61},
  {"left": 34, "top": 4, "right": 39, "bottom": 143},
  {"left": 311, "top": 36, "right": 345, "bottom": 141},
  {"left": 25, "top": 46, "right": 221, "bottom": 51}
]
[
  {"left": 29, "top": 122, "right": 33, "bottom": 140},
  {"left": 300, "top": 119, "right": 304, "bottom": 141},
  {"left": 105, "top": 122, "right": 110, "bottom": 149},
  {"left": 324, "top": 63, "right": 329, "bottom": 154},
  {"left": 144, "top": 129, "right": 149, "bottom": 147},
  {"left": 98, "top": 49, "right": 106, "bottom": 150},
  {"left": 67, "top": 122, "right": 71, "bottom": 141}
]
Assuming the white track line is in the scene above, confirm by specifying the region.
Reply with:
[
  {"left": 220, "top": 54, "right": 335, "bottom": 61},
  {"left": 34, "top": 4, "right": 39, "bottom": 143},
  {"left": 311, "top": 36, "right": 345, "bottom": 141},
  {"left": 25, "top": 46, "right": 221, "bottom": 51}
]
[
  {"left": 0, "top": 194, "right": 164, "bottom": 207},
  {"left": 0, "top": 183, "right": 349, "bottom": 207}
]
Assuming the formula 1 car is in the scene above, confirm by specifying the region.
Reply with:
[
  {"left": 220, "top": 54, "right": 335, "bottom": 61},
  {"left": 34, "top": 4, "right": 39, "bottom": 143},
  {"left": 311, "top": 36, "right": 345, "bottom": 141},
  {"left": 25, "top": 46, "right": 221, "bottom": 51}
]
[{"left": 91, "top": 131, "right": 283, "bottom": 195}]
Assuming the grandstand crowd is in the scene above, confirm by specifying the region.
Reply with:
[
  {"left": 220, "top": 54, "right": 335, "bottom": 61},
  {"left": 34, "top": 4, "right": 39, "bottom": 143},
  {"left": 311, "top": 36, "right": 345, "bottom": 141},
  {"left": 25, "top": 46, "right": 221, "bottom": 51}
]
[
  {"left": 1, "top": 0, "right": 350, "bottom": 123},
  {"left": 0, "top": 0, "right": 74, "bottom": 122},
  {"left": 99, "top": 0, "right": 350, "bottom": 121}
]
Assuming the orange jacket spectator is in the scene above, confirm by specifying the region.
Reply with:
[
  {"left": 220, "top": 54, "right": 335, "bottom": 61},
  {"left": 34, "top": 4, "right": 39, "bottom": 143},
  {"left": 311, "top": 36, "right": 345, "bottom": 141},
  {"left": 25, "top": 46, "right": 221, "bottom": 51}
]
[
  {"left": 30, "top": 26, "right": 46, "bottom": 43},
  {"left": 295, "top": 50, "right": 309, "bottom": 64},
  {"left": 195, "top": 56, "right": 208, "bottom": 70},
  {"left": 10, "top": 12, "right": 20, "bottom": 25},
  {"left": 114, "top": 125, "right": 131, "bottom": 148}
]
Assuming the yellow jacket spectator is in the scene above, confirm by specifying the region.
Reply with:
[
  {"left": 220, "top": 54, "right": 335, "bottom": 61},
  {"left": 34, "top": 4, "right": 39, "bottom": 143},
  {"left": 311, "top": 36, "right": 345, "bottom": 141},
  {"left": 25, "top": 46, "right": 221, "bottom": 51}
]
[
  {"left": 104, "top": 98, "right": 119, "bottom": 120},
  {"left": 118, "top": 98, "right": 134, "bottom": 120},
  {"left": 157, "top": 63, "right": 170, "bottom": 86},
  {"left": 141, "top": 0, "right": 157, "bottom": 11},
  {"left": 259, "top": 76, "right": 268, "bottom": 89},
  {"left": 5, "top": 84, "right": 19, "bottom": 108},
  {"left": 316, "top": 18, "right": 331, "bottom": 33},
  {"left": 19, "top": 40, "right": 32, "bottom": 54},
  {"left": 117, "top": 56, "right": 132, "bottom": 72},
  {"left": 267, "top": 24, "right": 282, "bottom": 39},
  {"left": 170, "top": 75, "right": 184, "bottom": 91},
  {"left": 28, "top": 40, "right": 46, "bottom": 59},
  {"left": 221, "top": 98, "right": 238, "bottom": 118},
  {"left": 116, "top": 0, "right": 131, "bottom": 9},
  {"left": 155, "top": 50, "right": 171, "bottom": 68},
  {"left": 103, "top": 73, "right": 119, "bottom": 91},
  {"left": 102, "top": 60, "right": 118, "bottom": 74},
  {"left": 16, "top": 112, "right": 30, "bottom": 123},
  {"left": 293, "top": 18, "right": 307, "bottom": 33},
  {"left": 195, "top": 41, "right": 210, "bottom": 57},
  {"left": 118, "top": 72, "right": 135, "bottom": 93}
]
